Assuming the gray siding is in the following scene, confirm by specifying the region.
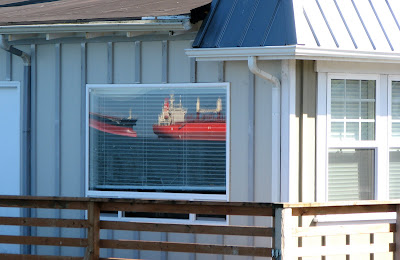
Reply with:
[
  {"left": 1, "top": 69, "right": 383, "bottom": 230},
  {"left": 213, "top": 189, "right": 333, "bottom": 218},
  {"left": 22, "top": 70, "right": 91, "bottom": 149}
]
[{"left": 0, "top": 35, "right": 278, "bottom": 259}]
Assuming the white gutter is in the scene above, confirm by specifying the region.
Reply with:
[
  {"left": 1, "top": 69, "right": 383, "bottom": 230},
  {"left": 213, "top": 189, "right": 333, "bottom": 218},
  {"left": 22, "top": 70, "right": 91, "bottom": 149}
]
[
  {"left": 0, "top": 19, "right": 192, "bottom": 34},
  {"left": 248, "top": 56, "right": 281, "bottom": 202},
  {"left": 187, "top": 45, "right": 400, "bottom": 63}
]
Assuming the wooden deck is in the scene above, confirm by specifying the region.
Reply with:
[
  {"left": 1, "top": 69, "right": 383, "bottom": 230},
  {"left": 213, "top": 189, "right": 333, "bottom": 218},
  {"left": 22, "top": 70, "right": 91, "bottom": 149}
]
[{"left": 0, "top": 196, "right": 399, "bottom": 259}]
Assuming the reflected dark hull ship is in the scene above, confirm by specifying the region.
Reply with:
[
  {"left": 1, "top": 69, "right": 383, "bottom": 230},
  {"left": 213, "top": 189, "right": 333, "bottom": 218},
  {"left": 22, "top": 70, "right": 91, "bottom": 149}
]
[{"left": 89, "top": 112, "right": 137, "bottom": 138}]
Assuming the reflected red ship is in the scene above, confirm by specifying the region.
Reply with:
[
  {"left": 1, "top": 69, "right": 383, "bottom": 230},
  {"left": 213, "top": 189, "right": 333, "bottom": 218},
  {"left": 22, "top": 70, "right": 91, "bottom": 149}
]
[
  {"left": 89, "top": 112, "right": 137, "bottom": 137},
  {"left": 152, "top": 95, "right": 226, "bottom": 141}
]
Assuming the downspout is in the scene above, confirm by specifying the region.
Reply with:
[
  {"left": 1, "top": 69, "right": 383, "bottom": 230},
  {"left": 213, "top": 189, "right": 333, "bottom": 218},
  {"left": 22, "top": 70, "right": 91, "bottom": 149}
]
[
  {"left": 248, "top": 56, "right": 281, "bottom": 202},
  {"left": 0, "top": 34, "right": 31, "bottom": 254}
]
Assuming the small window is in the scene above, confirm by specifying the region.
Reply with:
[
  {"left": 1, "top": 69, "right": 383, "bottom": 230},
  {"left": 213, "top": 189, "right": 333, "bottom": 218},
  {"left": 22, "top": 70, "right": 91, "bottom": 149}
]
[{"left": 86, "top": 83, "right": 229, "bottom": 201}]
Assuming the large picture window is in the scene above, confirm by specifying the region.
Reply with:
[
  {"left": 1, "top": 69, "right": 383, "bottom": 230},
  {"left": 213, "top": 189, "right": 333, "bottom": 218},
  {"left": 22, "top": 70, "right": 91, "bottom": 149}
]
[{"left": 86, "top": 83, "right": 229, "bottom": 200}]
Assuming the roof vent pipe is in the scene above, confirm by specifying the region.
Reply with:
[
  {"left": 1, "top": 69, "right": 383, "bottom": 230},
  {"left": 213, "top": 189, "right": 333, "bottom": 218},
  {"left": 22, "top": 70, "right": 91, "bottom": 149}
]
[{"left": 247, "top": 56, "right": 281, "bottom": 202}]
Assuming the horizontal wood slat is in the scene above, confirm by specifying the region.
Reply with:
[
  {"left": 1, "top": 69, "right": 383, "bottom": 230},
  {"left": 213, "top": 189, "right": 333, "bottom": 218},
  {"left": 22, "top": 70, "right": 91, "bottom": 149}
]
[
  {"left": 0, "top": 254, "right": 82, "bottom": 260},
  {"left": 0, "top": 199, "right": 88, "bottom": 210},
  {"left": 100, "top": 221, "right": 273, "bottom": 237},
  {"left": 294, "top": 243, "right": 395, "bottom": 257},
  {"left": 291, "top": 204, "right": 397, "bottom": 216},
  {"left": 293, "top": 223, "right": 396, "bottom": 237},
  {"left": 0, "top": 217, "right": 88, "bottom": 228},
  {"left": 100, "top": 239, "right": 272, "bottom": 257},
  {"left": 0, "top": 235, "right": 88, "bottom": 247},
  {"left": 100, "top": 203, "right": 274, "bottom": 216},
  {"left": 99, "top": 259, "right": 143, "bottom": 260}
]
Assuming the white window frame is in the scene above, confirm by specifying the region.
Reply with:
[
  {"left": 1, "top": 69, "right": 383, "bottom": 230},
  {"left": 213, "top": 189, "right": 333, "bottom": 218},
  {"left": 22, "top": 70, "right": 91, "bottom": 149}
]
[
  {"left": 316, "top": 73, "right": 389, "bottom": 202},
  {"left": 85, "top": 83, "right": 230, "bottom": 202},
  {"left": 388, "top": 75, "right": 400, "bottom": 199}
]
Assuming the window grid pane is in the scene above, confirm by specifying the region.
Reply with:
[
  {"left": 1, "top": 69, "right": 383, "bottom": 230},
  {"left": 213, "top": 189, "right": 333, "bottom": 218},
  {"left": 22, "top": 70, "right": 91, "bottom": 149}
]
[
  {"left": 330, "top": 79, "right": 376, "bottom": 141},
  {"left": 392, "top": 81, "right": 400, "bottom": 139}
]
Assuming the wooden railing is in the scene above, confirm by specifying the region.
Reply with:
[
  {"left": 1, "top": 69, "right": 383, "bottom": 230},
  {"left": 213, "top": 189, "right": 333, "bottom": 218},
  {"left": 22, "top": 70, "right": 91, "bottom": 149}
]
[
  {"left": 0, "top": 196, "right": 276, "bottom": 260},
  {"left": 1, "top": 196, "right": 400, "bottom": 259},
  {"left": 278, "top": 201, "right": 400, "bottom": 259}
]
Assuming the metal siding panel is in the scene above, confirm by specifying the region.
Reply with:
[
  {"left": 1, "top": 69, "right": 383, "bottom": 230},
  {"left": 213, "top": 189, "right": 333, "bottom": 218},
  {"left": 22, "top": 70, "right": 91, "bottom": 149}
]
[
  {"left": 253, "top": 61, "right": 280, "bottom": 203},
  {"left": 60, "top": 43, "right": 82, "bottom": 258},
  {"left": 87, "top": 43, "right": 108, "bottom": 83},
  {"left": 141, "top": 41, "right": 162, "bottom": 83},
  {"left": 168, "top": 40, "right": 191, "bottom": 83},
  {"left": 35, "top": 44, "right": 57, "bottom": 256},
  {"left": 300, "top": 61, "right": 316, "bottom": 203},
  {"left": 6, "top": 51, "right": 12, "bottom": 81},
  {"left": 134, "top": 41, "right": 141, "bottom": 84},
  {"left": 107, "top": 42, "right": 114, "bottom": 84},
  {"left": 112, "top": 230, "right": 137, "bottom": 259},
  {"left": 196, "top": 61, "right": 219, "bottom": 83},
  {"left": 113, "top": 42, "right": 135, "bottom": 84},
  {"left": 225, "top": 61, "right": 249, "bottom": 202},
  {"left": 139, "top": 232, "right": 163, "bottom": 260},
  {"left": 167, "top": 233, "right": 191, "bottom": 260},
  {"left": 0, "top": 49, "right": 6, "bottom": 80},
  {"left": 195, "top": 234, "right": 219, "bottom": 260},
  {"left": 36, "top": 44, "right": 56, "bottom": 196},
  {"left": 60, "top": 43, "right": 82, "bottom": 197}
]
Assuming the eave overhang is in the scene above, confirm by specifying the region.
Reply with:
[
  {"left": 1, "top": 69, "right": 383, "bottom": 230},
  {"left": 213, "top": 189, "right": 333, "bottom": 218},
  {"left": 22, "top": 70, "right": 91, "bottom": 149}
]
[
  {"left": 0, "top": 18, "right": 192, "bottom": 35},
  {"left": 186, "top": 45, "right": 400, "bottom": 64}
]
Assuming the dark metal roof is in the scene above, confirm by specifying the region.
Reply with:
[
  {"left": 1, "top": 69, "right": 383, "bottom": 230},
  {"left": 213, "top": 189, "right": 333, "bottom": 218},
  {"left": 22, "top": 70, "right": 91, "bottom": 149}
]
[
  {"left": 0, "top": 0, "right": 211, "bottom": 26},
  {"left": 193, "top": 0, "right": 297, "bottom": 48}
]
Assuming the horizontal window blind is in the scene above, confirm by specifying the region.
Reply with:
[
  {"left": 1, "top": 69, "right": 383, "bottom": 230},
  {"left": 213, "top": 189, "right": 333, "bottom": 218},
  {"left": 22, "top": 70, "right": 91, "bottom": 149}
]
[
  {"left": 389, "top": 149, "right": 400, "bottom": 199},
  {"left": 328, "top": 149, "right": 374, "bottom": 201},
  {"left": 88, "top": 86, "right": 227, "bottom": 194}
]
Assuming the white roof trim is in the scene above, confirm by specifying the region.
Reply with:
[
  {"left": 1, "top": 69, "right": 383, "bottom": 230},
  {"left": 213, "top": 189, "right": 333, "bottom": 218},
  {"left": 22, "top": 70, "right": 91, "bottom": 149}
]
[
  {"left": 0, "top": 19, "right": 191, "bottom": 34},
  {"left": 186, "top": 45, "right": 400, "bottom": 63}
]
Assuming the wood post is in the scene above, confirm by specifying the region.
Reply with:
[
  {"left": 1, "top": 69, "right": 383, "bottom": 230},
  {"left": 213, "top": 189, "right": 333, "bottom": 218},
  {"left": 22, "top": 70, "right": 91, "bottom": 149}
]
[
  {"left": 274, "top": 208, "right": 294, "bottom": 259},
  {"left": 87, "top": 202, "right": 100, "bottom": 260},
  {"left": 395, "top": 205, "right": 400, "bottom": 260}
]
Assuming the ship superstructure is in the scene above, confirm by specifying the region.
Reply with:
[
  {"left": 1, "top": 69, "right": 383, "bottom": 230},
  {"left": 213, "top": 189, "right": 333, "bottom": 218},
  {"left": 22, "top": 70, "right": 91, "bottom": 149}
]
[{"left": 153, "top": 94, "right": 226, "bottom": 141}]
